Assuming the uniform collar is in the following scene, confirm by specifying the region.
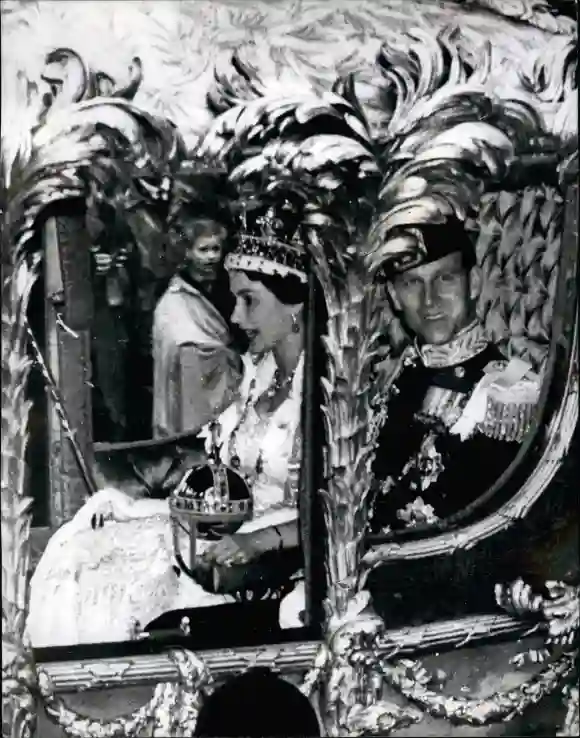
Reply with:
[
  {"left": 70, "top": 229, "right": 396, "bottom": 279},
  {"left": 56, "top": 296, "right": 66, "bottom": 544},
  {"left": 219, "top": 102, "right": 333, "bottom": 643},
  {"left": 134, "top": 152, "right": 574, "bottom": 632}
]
[{"left": 412, "top": 321, "right": 490, "bottom": 369}]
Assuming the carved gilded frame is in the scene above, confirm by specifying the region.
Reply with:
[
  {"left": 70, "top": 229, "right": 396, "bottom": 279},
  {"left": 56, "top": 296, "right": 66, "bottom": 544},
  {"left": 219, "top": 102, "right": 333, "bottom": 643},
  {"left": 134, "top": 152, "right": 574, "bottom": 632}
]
[{"left": 2, "top": 2, "right": 579, "bottom": 737}]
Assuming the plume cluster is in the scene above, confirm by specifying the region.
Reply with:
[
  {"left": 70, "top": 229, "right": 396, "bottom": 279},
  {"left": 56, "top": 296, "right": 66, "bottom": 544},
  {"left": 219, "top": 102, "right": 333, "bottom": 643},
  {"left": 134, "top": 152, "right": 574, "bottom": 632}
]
[
  {"left": 3, "top": 98, "right": 184, "bottom": 273},
  {"left": 200, "top": 27, "right": 549, "bottom": 287},
  {"left": 521, "top": 36, "right": 577, "bottom": 142}
]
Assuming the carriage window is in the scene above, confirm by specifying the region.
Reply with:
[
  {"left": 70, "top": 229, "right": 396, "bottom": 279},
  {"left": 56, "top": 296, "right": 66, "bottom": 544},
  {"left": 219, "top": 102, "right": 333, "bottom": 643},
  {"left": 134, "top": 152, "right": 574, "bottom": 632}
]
[
  {"left": 22, "top": 45, "right": 327, "bottom": 651},
  {"left": 363, "top": 180, "right": 578, "bottom": 626},
  {"left": 26, "top": 189, "right": 326, "bottom": 649},
  {"left": 367, "top": 182, "right": 572, "bottom": 542}
]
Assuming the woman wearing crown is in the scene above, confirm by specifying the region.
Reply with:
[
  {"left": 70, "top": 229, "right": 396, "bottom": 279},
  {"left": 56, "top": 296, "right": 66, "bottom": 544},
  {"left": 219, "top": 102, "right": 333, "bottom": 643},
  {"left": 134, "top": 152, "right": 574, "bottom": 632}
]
[
  {"left": 194, "top": 204, "right": 308, "bottom": 576},
  {"left": 26, "top": 201, "right": 310, "bottom": 647}
]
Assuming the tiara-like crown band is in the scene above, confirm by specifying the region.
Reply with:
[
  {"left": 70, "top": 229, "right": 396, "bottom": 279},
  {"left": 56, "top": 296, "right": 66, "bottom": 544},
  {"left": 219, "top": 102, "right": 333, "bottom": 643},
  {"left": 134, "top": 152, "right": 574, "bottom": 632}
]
[
  {"left": 226, "top": 206, "right": 308, "bottom": 282},
  {"left": 225, "top": 252, "right": 307, "bottom": 282}
]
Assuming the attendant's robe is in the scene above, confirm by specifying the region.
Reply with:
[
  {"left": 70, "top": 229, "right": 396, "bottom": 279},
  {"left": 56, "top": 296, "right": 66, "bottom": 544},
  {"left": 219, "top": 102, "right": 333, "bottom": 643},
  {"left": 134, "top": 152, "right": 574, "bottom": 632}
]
[{"left": 153, "top": 273, "right": 242, "bottom": 438}]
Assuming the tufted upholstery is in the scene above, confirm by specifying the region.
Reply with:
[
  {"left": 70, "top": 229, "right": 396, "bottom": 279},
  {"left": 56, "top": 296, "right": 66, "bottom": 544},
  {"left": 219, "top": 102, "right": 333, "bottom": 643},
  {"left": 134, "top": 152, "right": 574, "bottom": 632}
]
[{"left": 472, "top": 185, "right": 564, "bottom": 373}]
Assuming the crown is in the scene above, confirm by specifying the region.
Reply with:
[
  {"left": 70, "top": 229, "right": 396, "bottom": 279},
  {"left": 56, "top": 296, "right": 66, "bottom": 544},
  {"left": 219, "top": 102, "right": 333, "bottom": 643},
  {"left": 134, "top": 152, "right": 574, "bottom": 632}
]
[{"left": 225, "top": 204, "right": 308, "bottom": 283}]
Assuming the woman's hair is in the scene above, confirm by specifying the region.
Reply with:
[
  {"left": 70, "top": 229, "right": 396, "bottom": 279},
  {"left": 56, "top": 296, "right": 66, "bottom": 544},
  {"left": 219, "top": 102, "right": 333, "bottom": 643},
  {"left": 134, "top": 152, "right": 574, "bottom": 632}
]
[
  {"left": 184, "top": 217, "right": 228, "bottom": 245},
  {"left": 240, "top": 269, "right": 308, "bottom": 306},
  {"left": 194, "top": 667, "right": 320, "bottom": 737},
  {"left": 161, "top": 216, "right": 229, "bottom": 281}
]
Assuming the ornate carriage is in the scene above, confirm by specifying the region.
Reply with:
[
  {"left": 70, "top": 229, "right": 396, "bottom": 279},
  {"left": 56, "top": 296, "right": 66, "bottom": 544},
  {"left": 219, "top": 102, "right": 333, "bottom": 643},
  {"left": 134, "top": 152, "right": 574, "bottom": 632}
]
[{"left": 2, "top": 1, "right": 578, "bottom": 736}]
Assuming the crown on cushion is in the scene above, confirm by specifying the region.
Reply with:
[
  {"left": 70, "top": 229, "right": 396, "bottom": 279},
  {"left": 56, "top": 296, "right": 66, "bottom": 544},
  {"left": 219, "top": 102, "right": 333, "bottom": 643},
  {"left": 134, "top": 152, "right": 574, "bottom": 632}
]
[{"left": 225, "top": 202, "right": 308, "bottom": 283}]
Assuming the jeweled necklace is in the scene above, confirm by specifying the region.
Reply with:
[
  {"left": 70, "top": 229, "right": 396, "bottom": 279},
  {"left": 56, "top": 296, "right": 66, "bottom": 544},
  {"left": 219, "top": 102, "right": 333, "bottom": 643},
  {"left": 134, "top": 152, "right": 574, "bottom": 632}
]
[{"left": 227, "top": 364, "right": 298, "bottom": 489}]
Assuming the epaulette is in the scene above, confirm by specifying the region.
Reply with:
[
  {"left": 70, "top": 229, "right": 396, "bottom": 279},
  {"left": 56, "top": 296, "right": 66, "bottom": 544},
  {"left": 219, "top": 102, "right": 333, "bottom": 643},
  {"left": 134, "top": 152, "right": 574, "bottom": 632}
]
[
  {"left": 450, "top": 358, "right": 541, "bottom": 443},
  {"left": 477, "top": 360, "right": 541, "bottom": 442}
]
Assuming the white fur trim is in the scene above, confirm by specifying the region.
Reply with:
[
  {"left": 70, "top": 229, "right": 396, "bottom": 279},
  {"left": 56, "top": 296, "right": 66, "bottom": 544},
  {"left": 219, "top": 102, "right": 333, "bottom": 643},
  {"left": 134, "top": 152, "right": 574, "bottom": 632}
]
[{"left": 225, "top": 253, "right": 307, "bottom": 282}]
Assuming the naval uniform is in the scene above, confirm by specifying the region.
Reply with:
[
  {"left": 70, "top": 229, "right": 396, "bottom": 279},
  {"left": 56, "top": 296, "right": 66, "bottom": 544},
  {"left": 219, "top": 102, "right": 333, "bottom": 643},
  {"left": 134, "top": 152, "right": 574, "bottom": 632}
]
[{"left": 370, "top": 322, "right": 541, "bottom": 534}]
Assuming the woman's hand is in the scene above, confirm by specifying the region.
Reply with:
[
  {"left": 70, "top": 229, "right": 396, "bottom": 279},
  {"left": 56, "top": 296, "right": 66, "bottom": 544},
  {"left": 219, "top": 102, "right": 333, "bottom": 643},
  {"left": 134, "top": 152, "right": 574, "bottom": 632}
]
[{"left": 200, "top": 533, "right": 262, "bottom": 568}]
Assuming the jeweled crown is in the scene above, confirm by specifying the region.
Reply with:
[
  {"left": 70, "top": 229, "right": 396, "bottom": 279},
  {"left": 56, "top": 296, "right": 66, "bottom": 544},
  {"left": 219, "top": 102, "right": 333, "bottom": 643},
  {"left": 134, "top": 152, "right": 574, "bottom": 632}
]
[
  {"left": 225, "top": 203, "right": 308, "bottom": 283},
  {"left": 170, "top": 460, "right": 253, "bottom": 526}
]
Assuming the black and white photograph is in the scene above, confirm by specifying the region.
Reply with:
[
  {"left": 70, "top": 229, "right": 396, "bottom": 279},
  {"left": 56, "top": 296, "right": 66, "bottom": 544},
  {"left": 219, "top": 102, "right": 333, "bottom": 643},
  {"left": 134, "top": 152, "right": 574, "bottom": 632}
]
[{"left": 1, "top": 1, "right": 578, "bottom": 736}]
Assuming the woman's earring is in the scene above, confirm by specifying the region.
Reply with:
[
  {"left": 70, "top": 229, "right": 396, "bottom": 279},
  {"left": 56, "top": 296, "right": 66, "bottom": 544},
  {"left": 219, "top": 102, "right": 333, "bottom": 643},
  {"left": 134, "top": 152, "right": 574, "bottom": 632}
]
[{"left": 291, "top": 313, "right": 300, "bottom": 334}]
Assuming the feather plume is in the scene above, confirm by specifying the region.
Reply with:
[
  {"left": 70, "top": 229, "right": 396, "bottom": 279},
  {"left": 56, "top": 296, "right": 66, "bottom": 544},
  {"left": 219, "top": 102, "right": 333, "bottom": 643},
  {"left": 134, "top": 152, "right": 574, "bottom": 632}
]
[
  {"left": 207, "top": 49, "right": 269, "bottom": 115},
  {"left": 207, "top": 42, "right": 322, "bottom": 117},
  {"left": 374, "top": 27, "right": 493, "bottom": 139},
  {"left": 3, "top": 99, "right": 189, "bottom": 299},
  {"left": 520, "top": 36, "right": 577, "bottom": 105},
  {"left": 511, "top": 36, "right": 577, "bottom": 142},
  {"left": 365, "top": 51, "right": 547, "bottom": 275},
  {"left": 1, "top": 45, "right": 194, "bottom": 288}
]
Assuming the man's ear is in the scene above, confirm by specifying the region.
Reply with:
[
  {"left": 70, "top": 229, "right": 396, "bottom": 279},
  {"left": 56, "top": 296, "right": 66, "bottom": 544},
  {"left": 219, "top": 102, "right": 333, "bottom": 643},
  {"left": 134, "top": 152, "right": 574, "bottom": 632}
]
[
  {"left": 386, "top": 282, "right": 401, "bottom": 311},
  {"left": 469, "top": 266, "right": 482, "bottom": 301}
]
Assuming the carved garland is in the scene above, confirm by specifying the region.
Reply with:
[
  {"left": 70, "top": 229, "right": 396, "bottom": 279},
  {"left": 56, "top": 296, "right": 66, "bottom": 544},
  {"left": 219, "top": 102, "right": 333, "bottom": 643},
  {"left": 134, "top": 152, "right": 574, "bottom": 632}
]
[
  {"left": 37, "top": 650, "right": 210, "bottom": 738},
  {"left": 293, "top": 577, "right": 578, "bottom": 736}
]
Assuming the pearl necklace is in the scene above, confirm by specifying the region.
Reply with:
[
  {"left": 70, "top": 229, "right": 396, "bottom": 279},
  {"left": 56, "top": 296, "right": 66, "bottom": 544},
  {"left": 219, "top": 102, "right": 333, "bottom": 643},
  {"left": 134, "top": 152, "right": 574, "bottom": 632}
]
[{"left": 226, "top": 364, "right": 298, "bottom": 489}]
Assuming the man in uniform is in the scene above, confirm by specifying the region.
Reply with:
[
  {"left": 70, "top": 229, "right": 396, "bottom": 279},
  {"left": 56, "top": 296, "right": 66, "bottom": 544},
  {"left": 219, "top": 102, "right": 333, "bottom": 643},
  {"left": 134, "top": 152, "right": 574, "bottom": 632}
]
[{"left": 370, "top": 218, "right": 541, "bottom": 534}]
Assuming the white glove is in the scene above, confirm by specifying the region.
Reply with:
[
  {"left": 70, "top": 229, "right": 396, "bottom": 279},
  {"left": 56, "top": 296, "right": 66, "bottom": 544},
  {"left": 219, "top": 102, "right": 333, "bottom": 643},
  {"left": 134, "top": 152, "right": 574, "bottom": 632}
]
[{"left": 279, "top": 580, "right": 306, "bottom": 630}]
